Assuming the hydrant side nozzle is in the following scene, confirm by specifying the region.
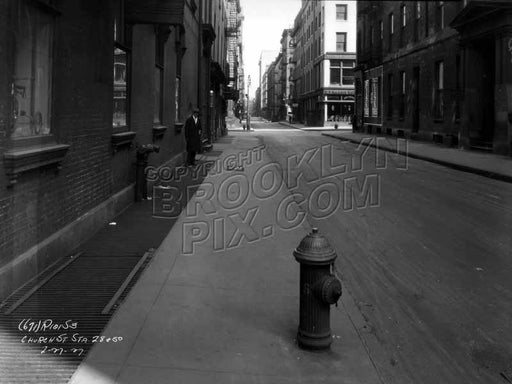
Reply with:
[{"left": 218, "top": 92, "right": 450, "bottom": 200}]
[{"left": 314, "top": 275, "right": 342, "bottom": 305}]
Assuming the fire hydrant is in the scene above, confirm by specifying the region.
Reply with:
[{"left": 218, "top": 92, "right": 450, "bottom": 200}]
[
  {"left": 135, "top": 144, "right": 160, "bottom": 202},
  {"left": 293, "top": 228, "right": 342, "bottom": 350}
]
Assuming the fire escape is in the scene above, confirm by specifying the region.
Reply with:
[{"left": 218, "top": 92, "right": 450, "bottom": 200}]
[{"left": 225, "top": 0, "right": 242, "bottom": 101}]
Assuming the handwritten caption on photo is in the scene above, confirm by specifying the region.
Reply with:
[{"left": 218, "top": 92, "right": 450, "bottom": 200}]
[{"left": 18, "top": 318, "right": 124, "bottom": 356}]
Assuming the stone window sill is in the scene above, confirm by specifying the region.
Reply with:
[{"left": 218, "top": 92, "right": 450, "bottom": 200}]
[
  {"left": 152, "top": 125, "right": 168, "bottom": 141},
  {"left": 111, "top": 131, "right": 136, "bottom": 153},
  {"left": 3, "top": 143, "right": 70, "bottom": 186}
]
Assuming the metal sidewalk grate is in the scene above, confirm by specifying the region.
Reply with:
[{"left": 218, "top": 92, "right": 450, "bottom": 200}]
[{"left": 0, "top": 251, "right": 153, "bottom": 384}]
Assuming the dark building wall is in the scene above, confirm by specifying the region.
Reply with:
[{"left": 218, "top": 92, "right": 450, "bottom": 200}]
[
  {"left": 357, "top": 0, "right": 512, "bottom": 153},
  {"left": 357, "top": 1, "right": 465, "bottom": 142},
  {"left": 0, "top": 1, "right": 115, "bottom": 254},
  {"left": 382, "top": 36, "right": 462, "bottom": 138},
  {"left": 0, "top": 0, "right": 206, "bottom": 301},
  {"left": 128, "top": 24, "right": 186, "bottom": 169},
  {"left": 0, "top": 0, "right": 119, "bottom": 299},
  {"left": 182, "top": 8, "right": 200, "bottom": 118},
  {"left": 150, "top": 25, "right": 183, "bottom": 168}
]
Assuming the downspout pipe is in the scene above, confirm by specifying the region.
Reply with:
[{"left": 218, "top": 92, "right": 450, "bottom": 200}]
[{"left": 197, "top": 0, "right": 202, "bottom": 111}]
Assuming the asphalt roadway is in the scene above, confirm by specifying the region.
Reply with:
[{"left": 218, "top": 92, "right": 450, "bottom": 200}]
[{"left": 248, "top": 119, "right": 512, "bottom": 384}]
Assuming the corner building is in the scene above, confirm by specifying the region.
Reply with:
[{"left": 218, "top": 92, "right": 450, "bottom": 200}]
[
  {"left": 355, "top": 0, "right": 512, "bottom": 154},
  {"left": 291, "top": 0, "right": 357, "bottom": 126}
]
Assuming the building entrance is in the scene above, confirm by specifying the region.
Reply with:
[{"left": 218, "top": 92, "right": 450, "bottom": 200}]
[{"left": 469, "top": 38, "right": 495, "bottom": 149}]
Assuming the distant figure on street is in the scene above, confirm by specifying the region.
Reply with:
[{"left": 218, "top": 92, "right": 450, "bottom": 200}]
[
  {"left": 351, "top": 114, "right": 356, "bottom": 132},
  {"left": 184, "top": 107, "right": 202, "bottom": 166}
]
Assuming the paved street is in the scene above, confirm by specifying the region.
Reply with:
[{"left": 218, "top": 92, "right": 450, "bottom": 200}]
[{"left": 247, "top": 119, "right": 512, "bottom": 384}]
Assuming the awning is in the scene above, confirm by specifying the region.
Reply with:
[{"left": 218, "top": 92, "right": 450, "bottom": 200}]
[{"left": 125, "top": 0, "right": 186, "bottom": 25}]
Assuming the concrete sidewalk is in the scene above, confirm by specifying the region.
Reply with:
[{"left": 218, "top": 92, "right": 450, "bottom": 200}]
[
  {"left": 280, "top": 119, "right": 512, "bottom": 183},
  {"left": 69, "top": 133, "right": 381, "bottom": 384},
  {"left": 320, "top": 131, "right": 512, "bottom": 183}
]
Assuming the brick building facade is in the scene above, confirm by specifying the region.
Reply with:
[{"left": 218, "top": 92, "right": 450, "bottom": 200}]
[
  {"left": 0, "top": 0, "right": 232, "bottom": 301},
  {"left": 355, "top": 0, "right": 512, "bottom": 154}
]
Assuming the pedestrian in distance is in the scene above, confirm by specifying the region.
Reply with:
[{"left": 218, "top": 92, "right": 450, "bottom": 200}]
[{"left": 184, "top": 107, "right": 202, "bottom": 166}]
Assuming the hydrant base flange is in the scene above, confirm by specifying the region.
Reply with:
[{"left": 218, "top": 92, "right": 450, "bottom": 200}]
[{"left": 297, "top": 329, "right": 332, "bottom": 350}]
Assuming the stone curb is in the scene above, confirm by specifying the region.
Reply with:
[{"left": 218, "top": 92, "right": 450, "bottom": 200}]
[{"left": 322, "top": 132, "right": 512, "bottom": 184}]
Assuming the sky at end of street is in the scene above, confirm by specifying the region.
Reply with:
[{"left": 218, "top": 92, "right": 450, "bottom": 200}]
[{"left": 240, "top": 0, "right": 301, "bottom": 99}]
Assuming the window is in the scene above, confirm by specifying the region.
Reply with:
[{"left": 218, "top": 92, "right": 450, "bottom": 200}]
[
  {"left": 437, "top": 1, "right": 445, "bottom": 30},
  {"left": 342, "top": 60, "right": 355, "bottom": 85},
  {"left": 154, "top": 28, "right": 165, "bottom": 125},
  {"left": 330, "top": 60, "right": 354, "bottom": 86},
  {"left": 370, "top": 77, "right": 380, "bottom": 118},
  {"left": 399, "top": 71, "right": 406, "bottom": 118},
  {"left": 364, "top": 80, "right": 370, "bottom": 117},
  {"left": 336, "top": 32, "right": 347, "bottom": 52},
  {"left": 113, "top": 0, "right": 130, "bottom": 130},
  {"left": 336, "top": 4, "right": 347, "bottom": 20},
  {"left": 455, "top": 54, "right": 461, "bottom": 120},
  {"left": 10, "top": 0, "right": 55, "bottom": 138},
  {"left": 400, "top": 5, "right": 406, "bottom": 46},
  {"left": 414, "top": 1, "right": 420, "bottom": 41},
  {"left": 330, "top": 60, "right": 341, "bottom": 85},
  {"left": 434, "top": 61, "right": 444, "bottom": 119},
  {"left": 388, "top": 13, "right": 394, "bottom": 52},
  {"left": 425, "top": 1, "right": 430, "bottom": 37},
  {"left": 387, "top": 73, "right": 394, "bottom": 119}
]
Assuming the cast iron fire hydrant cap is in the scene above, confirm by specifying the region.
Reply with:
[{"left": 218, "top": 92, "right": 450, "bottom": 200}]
[{"left": 293, "top": 228, "right": 337, "bottom": 265}]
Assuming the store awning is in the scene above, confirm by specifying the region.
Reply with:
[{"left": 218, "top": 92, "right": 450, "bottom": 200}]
[{"left": 125, "top": 0, "right": 187, "bottom": 25}]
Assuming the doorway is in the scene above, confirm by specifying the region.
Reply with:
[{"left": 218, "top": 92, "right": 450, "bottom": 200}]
[{"left": 471, "top": 38, "right": 495, "bottom": 148}]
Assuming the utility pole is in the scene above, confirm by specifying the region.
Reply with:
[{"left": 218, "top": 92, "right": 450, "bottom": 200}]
[{"left": 247, "top": 75, "right": 251, "bottom": 130}]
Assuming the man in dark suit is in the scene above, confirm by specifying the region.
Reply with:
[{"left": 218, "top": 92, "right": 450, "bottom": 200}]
[{"left": 184, "top": 107, "right": 202, "bottom": 166}]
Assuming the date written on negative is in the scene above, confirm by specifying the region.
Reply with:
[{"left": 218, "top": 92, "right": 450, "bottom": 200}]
[{"left": 41, "top": 346, "right": 85, "bottom": 356}]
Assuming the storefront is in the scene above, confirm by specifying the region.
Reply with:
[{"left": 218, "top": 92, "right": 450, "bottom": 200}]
[{"left": 321, "top": 89, "right": 355, "bottom": 123}]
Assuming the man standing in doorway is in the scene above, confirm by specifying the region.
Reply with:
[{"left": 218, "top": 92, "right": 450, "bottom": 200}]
[{"left": 185, "top": 107, "right": 202, "bottom": 166}]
